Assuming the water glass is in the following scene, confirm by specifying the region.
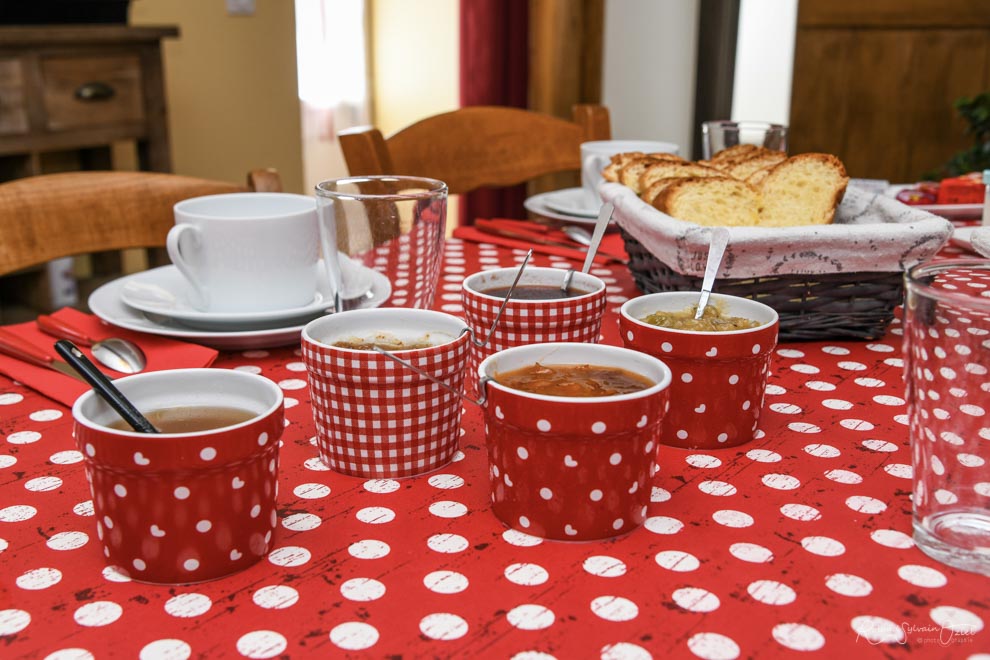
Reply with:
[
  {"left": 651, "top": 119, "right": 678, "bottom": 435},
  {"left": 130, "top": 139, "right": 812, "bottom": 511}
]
[
  {"left": 701, "top": 120, "right": 787, "bottom": 160},
  {"left": 904, "top": 259, "right": 990, "bottom": 576},
  {"left": 315, "top": 176, "right": 447, "bottom": 309}
]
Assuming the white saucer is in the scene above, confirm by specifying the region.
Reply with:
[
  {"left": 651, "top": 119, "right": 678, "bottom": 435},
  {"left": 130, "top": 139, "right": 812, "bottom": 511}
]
[
  {"left": 524, "top": 191, "right": 614, "bottom": 226},
  {"left": 89, "top": 267, "right": 391, "bottom": 350},
  {"left": 540, "top": 187, "right": 599, "bottom": 218},
  {"left": 119, "top": 257, "right": 379, "bottom": 330}
]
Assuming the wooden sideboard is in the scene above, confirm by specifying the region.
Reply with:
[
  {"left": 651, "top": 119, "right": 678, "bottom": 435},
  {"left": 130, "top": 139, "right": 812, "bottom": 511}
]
[
  {"left": 0, "top": 25, "right": 177, "bottom": 177},
  {"left": 0, "top": 25, "right": 178, "bottom": 320}
]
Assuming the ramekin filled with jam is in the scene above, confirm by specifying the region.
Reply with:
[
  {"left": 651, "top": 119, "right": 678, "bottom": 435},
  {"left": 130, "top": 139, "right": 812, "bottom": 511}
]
[
  {"left": 461, "top": 266, "right": 607, "bottom": 396},
  {"left": 478, "top": 342, "right": 672, "bottom": 541},
  {"left": 619, "top": 291, "right": 779, "bottom": 450}
]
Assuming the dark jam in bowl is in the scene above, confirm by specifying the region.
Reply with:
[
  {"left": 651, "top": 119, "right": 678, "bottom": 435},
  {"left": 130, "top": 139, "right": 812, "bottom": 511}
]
[
  {"left": 480, "top": 285, "right": 591, "bottom": 300},
  {"left": 495, "top": 363, "right": 654, "bottom": 397}
]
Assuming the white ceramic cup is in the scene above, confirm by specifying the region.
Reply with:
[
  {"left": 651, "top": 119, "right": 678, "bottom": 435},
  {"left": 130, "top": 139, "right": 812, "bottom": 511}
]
[
  {"left": 581, "top": 139, "right": 679, "bottom": 207},
  {"left": 167, "top": 193, "right": 320, "bottom": 313}
]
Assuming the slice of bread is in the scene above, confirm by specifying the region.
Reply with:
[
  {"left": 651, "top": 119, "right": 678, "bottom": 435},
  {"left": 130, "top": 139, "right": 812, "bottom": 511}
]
[
  {"left": 720, "top": 149, "right": 787, "bottom": 181},
  {"left": 757, "top": 153, "right": 849, "bottom": 227},
  {"left": 618, "top": 156, "right": 665, "bottom": 193},
  {"left": 709, "top": 143, "right": 759, "bottom": 165},
  {"left": 640, "top": 177, "right": 682, "bottom": 206},
  {"left": 652, "top": 176, "right": 762, "bottom": 227},
  {"left": 639, "top": 161, "right": 723, "bottom": 192},
  {"left": 602, "top": 152, "right": 645, "bottom": 183}
]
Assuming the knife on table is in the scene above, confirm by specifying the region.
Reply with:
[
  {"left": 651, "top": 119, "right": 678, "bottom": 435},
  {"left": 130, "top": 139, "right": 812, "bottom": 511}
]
[
  {"left": 473, "top": 220, "right": 627, "bottom": 264},
  {"left": 0, "top": 328, "right": 87, "bottom": 382}
]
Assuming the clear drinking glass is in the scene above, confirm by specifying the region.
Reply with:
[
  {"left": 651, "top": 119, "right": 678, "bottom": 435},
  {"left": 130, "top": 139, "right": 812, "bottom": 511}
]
[
  {"left": 701, "top": 120, "right": 788, "bottom": 160},
  {"left": 904, "top": 259, "right": 990, "bottom": 576},
  {"left": 315, "top": 176, "right": 447, "bottom": 310}
]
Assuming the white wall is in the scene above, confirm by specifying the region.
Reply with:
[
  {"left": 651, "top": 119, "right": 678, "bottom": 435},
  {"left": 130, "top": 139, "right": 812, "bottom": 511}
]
[
  {"left": 602, "top": 0, "right": 700, "bottom": 157},
  {"left": 731, "top": 0, "right": 798, "bottom": 125}
]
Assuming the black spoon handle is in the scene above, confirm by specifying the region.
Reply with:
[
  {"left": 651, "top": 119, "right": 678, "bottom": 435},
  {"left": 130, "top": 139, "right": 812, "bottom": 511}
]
[{"left": 54, "top": 340, "right": 159, "bottom": 434}]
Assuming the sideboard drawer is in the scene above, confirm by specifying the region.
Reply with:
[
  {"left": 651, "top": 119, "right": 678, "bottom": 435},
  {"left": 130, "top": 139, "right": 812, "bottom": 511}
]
[
  {"left": 0, "top": 58, "right": 28, "bottom": 136},
  {"left": 40, "top": 54, "right": 144, "bottom": 131}
]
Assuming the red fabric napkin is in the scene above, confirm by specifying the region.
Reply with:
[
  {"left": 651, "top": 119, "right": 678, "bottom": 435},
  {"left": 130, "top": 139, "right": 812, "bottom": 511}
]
[
  {"left": 0, "top": 307, "right": 218, "bottom": 407},
  {"left": 452, "top": 218, "right": 627, "bottom": 265}
]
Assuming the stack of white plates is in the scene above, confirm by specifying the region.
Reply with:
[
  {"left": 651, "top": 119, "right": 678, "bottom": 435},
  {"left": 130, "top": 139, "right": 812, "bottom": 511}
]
[
  {"left": 524, "top": 187, "right": 611, "bottom": 225},
  {"left": 88, "top": 259, "right": 391, "bottom": 350}
]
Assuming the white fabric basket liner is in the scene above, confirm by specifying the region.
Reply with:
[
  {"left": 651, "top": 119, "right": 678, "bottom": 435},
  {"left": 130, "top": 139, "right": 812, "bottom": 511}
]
[{"left": 602, "top": 182, "right": 953, "bottom": 279}]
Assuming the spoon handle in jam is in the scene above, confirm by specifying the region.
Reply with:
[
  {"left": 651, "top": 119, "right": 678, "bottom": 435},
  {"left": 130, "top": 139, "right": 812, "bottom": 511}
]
[{"left": 695, "top": 227, "right": 730, "bottom": 320}]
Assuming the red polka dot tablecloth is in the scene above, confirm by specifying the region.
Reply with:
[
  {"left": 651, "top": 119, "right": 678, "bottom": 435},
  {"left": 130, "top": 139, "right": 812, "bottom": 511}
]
[{"left": 1, "top": 236, "right": 988, "bottom": 659}]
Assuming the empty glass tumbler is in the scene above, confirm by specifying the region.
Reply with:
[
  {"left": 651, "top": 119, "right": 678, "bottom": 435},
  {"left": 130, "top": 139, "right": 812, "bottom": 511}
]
[
  {"left": 904, "top": 259, "right": 990, "bottom": 576},
  {"left": 315, "top": 176, "right": 447, "bottom": 310},
  {"left": 701, "top": 120, "right": 787, "bottom": 160}
]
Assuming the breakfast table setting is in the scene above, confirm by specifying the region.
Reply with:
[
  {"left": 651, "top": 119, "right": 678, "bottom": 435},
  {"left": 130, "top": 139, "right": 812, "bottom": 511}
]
[{"left": 2, "top": 157, "right": 990, "bottom": 660}]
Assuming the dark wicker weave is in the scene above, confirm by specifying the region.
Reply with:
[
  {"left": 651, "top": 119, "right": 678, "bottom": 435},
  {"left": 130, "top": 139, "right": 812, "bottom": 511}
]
[{"left": 620, "top": 228, "right": 904, "bottom": 342}]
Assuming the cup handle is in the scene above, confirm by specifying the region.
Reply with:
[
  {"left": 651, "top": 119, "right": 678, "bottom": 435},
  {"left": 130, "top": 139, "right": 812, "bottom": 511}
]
[
  {"left": 166, "top": 224, "right": 209, "bottom": 310},
  {"left": 582, "top": 154, "right": 606, "bottom": 206}
]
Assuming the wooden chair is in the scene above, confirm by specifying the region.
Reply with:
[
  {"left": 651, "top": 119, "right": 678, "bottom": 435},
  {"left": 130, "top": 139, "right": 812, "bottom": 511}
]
[
  {"left": 0, "top": 168, "right": 282, "bottom": 276},
  {"left": 338, "top": 105, "right": 611, "bottom": 194}
]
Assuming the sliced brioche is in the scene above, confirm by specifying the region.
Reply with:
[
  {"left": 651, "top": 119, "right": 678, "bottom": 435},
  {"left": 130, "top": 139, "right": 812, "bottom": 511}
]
[
  {"left": 602, "top": 152, "right": 645, "bottom": 182},
  {"left": 709, "top": 143, "right": 759, "bottom": 165},
  {"left": 720, "top": 149, "right": 787, "bottom": 181},
  {"left": 618, "top": 156, "right": 664, "bottom": 193},
  {"left": 652, "top": 176, "right": 761, "bottom": 227},
  {"left": 640, "top": 178, "right": 682, "bottom": 206},
  {"left": 639, "top": 161, "right": 723, "bottom": 192},
  {"left": 757, "top": 153, "right": 849, "bottom": 227}
]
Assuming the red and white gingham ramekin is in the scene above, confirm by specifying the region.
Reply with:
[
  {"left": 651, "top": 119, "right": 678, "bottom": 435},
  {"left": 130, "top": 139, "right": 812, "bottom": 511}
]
[
  {"left": 461, "top": 267, "right": 607, "bottom": 390},
  {"left": 302, "top": 308, "right": 470, "bottom": 478}
]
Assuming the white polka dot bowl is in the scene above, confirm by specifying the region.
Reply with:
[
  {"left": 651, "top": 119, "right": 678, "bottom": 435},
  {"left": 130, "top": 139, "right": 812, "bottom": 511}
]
[
  {"left": 479, "top": 342, "right": 672, "bottom": 540},
  {"left": 71, "top": 368, "right": 284, "bottom": 585},
  {"left": 302, "top": 308, "right": 471, "bottom": 478},
  {"left": 462, "top": 266, "right": 607, "bottom": 394},
  {"left": 619, "top": 291, "right": 779, "bottom": 450}
]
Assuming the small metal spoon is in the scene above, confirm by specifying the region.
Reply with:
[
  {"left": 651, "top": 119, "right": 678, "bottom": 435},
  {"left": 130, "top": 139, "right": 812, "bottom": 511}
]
[
  {"left": 695, "top": 227, "right": 731, "bottom": 320},
  {"left": 37, "top": 314, "right": 147, "bottom": 374},
  {"left": 561, "top": 203, "right": 614, "bottom": 294}
]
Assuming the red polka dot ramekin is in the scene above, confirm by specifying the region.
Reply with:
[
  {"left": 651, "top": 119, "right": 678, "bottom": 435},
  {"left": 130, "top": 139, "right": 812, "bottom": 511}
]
[
  {"left": 72, "top": 369, "right": 285, "bottom": 585},
  {"left": 619, "top": 292, "right": 779, "bottom": 450},
  {"left": 302, "top": 308, "right": 471, "bottom": 478},
  {"left": 462, "top": 267, "right": 607, "bottom": 394},
  {"left": 478, "top": 342, "right": 672, "bottom": 541}
]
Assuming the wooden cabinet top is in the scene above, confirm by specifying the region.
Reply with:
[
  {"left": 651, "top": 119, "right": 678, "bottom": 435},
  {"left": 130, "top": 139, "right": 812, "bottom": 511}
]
[{"left": 0, "top": 25, "right": 179, "bottom": 47}]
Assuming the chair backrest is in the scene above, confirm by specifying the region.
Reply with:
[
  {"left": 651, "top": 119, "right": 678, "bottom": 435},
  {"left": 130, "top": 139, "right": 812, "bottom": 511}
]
[
  {"left": 0, "top": 168, "right": 282, "bottom": 276},
  {"left": 338, "top": 104, "right": 611, "bottom": 195}
]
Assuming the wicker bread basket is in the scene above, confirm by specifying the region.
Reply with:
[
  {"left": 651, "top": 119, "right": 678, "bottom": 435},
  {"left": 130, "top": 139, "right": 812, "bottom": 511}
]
[{"left": 602, "top": 183, "right": 953, "bottom": 342}]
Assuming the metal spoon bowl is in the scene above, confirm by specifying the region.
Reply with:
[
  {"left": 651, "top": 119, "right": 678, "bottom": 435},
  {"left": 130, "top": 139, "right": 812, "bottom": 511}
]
[
  {"left": 36, "top": 314, "right": 147, "bottom": 374},
  {"left": 91, "top": 338, "right": 147, "bottom": 374}
]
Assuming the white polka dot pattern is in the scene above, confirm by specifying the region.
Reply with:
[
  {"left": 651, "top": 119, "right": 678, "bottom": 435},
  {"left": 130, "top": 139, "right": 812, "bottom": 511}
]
[{"left": 1, "top": 242, "right": 988, "bottom": 658}]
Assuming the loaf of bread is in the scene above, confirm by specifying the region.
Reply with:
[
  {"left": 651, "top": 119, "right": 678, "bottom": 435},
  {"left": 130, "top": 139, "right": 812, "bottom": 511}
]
[{"left": 604, "top": 146, "right": 849, "bottom": 227}]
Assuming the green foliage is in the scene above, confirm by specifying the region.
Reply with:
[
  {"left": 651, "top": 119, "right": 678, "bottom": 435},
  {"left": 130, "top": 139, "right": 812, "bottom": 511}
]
[{"left": 929, "top": 93, "right": 990, "bottom": 179}]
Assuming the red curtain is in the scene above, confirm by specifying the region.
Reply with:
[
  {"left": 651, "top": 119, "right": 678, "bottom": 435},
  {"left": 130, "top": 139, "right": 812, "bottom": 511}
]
[{"left": 458, "top": 0, "right": 529, "bottom": 225}]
